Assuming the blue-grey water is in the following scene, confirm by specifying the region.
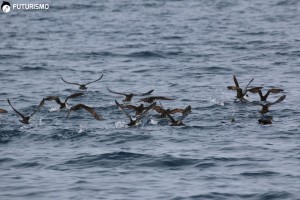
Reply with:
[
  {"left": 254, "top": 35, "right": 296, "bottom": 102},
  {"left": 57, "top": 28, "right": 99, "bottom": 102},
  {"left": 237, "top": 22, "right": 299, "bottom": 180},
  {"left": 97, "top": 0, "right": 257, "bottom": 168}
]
[{"left": 1, "top": 0, "right": 300, "bottom": 199}]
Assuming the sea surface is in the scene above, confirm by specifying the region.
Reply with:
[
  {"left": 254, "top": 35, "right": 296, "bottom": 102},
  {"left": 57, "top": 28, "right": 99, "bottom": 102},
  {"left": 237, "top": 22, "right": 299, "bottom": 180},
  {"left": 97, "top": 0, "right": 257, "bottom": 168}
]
[{"left": 1, "top": 0, "right": 300, "bottom": 199}]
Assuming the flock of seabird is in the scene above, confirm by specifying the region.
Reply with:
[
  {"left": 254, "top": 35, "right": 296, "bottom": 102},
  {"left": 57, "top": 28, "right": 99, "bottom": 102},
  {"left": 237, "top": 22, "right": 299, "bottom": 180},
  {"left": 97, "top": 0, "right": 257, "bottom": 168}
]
[
  {"left": 227, "top": 75, "right": 286, "bottom": 125},
  {"left": 0, "top": 74, "right": 285, "bottom": 126},
  {"left": 0, "top": 74, "right": 192, "bottom": 126}
]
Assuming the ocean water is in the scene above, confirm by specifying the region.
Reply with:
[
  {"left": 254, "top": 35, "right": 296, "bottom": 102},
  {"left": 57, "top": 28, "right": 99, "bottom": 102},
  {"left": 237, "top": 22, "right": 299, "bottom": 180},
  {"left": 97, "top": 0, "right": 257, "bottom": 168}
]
[{"left": 1, "top": 0, "right": 300, "bottom": 199}]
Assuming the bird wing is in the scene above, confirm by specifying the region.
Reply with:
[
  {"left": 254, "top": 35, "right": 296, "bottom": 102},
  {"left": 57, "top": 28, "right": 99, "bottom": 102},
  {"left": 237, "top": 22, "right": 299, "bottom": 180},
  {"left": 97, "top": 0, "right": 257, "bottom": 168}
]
[
  {"left": 30, "top": 99, "right": 44, "bottom": 117},
  {"left": 133, "top": 89, "right": 154, "bottom": 96},
  {"left": 80, "top": 104, "right": 102, "bottom": 120},
  {"left": 136, "top": 102, "right": 156, "bottom": 121},
  {"left": 7, "top": 99, "right": 26, "bottom": 119},
  {"left": 61, "top": 77, "right": 81, "bottom": 86},
  {"left": 107, "top": 87, "right": 128, "bottom": 96},
  {"left": 159, "top": 102, "right": 176, "bottom": 123},
  {"left": 178, "top": 105, "right": 192, "bottom": 123},
  {"left": 155, "top": 96, "right": 175, "bottom": 101},
  {"left": 264, "top": 90, "right": 271, "bottom": 100},
  {"left": 44, "top": 96, "right": 62, "bottom": 105},
  {"left": 115, "top": 100, "right": 132, "bottom": 121},
  {"left": 269, "top": 88, "right": 284, "bottom": 94},
  {"left": 137, "top": 97, "right": 148, "bottom": 102},
  {"left": 155, "top": 103, "right": 184, "bottom": 114},
  {"left": 138, "top": 96, "right": 174, "bottom": 102},
  {"left": 66, "top": 109, "right": 73, "bottom": 119},
  {"left": 227, "top": 86, "right": 239, "bottom": 90},
  {"left": 85, "top": 74, "right": 104, "bottom": 85},
  {"left": 66, "top": 104, "right": 81, "bottom": 119},
  {"left": 65, "top": 92, "right": 84, "bottom": 103},
  {"left": 153, "top": 105, "right": 164, "bottom": 114},
  {"left": 165, "top": 113, "right": 176, "bottom": 124},
  {"left": 242, "top": 78, "right": 254, "bottom": 94},
  {"left": 169, "top": 108, "right": 185, "bottom": 114},
  {"left": 233, "top": 75, "right": 239, "bottom": 88},
  {"left": 0, "top": 108, "right": 8, "bottom": 113},
  {"left": 270, "top": 95, "right": 286, "bottom": 106},
  {"left": 247, "top": 87, "right": 263, "bottom": 93}
]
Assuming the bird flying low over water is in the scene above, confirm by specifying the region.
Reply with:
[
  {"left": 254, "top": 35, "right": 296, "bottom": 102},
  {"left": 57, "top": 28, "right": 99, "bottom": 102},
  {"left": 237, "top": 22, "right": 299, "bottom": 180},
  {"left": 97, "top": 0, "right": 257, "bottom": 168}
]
[
  {"left": 61, "top": 74, "right": 103, "bottom": 90},
  {"left": 7, "top": 99, "right": 43, "bottom": 124},
  {"left": 120, "top": 104, "right": 149, "bottom": 116},
  {"left": 254, "top": 95, "right": 286, "bottom": 114},
  {"left": 40, "top": 92, "right": 84, "bottom": 110},
  {"left": 107, "top": 87, "right": 154, "bottom": 103},
  {"left": 0, "top": 108, "right": 7, "bottom": 113},
  {"left": 153, "top": 105, "right": 185, "bottom": 118},
  {"left": 159, "top": 102, "right": 192, "bottom": 126},
  {"left": 227, "top": 75, "right": 260, "bottom": 101},
  {"left": 138, "top": 96, "right": 175, "bottom": 103},
  {"left": 115, "top": 100, "right": 156, "bottom": 127},
  {"left": 66, "top": 104, "right": 102, "bottom": 121},
  {"left": 247, "top": 88, "right": 284, "bottom": 101}
]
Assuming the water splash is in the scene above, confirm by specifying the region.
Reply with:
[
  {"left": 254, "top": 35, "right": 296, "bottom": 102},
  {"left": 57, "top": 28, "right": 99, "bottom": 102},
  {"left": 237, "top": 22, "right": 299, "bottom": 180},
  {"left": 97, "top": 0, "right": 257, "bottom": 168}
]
[
  {"left": 77, "top": 125, "right": 85, "bottom": 133},
  {"left": 115, "top": 121, "right": 128, "bottom": 128}
]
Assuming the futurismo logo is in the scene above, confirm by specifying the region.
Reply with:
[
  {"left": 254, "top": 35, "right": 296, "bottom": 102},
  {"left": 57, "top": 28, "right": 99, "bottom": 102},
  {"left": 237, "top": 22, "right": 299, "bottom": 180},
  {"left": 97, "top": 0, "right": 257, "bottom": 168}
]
[
  {"left": 1, "top": 1, "right": 49, "bottom": 13},
  {"left": 1, "top": 1, "right": 11, "bottom": 13}
]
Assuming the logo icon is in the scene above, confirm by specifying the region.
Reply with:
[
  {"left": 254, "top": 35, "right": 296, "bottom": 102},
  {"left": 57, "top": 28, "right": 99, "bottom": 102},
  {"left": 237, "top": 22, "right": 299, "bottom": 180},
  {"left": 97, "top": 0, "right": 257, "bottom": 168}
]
[{"left": 1, "top": 1, "right": 11, "bottom": 13}]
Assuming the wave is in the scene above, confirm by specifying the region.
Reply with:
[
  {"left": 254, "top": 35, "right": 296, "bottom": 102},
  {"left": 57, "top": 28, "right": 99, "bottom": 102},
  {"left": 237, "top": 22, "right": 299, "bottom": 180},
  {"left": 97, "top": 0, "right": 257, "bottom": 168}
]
[
  {"left": 138, "top": 154, "right": 199, "bottom": 168},
  {"left": 19, "top": 66, "right": 48, "bottom": 71},
  {"left": 55, "top": 151, "right": 150, "bottom": 169},
  {"left": 126, "top": 51, "right": 165, "bottom": 58},
  {"left": 0, "top": 54, "right": 24, "bottom": 60},
  {"left": 188, "top": 191, "right": 292, "bottom": 200},
  {"left": 12, "top": 161, "right": 42, "bottom": 168},
  {"left": 0, "top": 129, "right": 23, "bottom": 143},
  {"left": 240, "top": 170, "right": 280, "bottom": 177}
]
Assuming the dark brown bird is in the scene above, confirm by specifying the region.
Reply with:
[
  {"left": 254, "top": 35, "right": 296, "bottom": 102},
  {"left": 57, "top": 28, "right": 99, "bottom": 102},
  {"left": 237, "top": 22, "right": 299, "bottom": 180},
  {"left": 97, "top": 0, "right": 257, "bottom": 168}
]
[
  {"left": 107, "top": 87, "right": 154, "bottom": 102},
  {"left": 7, "top": 99, "right": 43, "bottom": 124},
  {"left": 227, "top": 75, "right": 260, "bottom": 101},
  {"left": 121, "top": 104, "right": 147, "bottom": 116},
  {"left": 138, "top": 96, "right": 175, "bottom": 103},
  {"left": 40, "top": 93, "right": 84, "bottom": 110},
  {"left": 165, "top": 105, "right": 192, "bottom": 126},
  {"left": 61, "top": 74, "right": 103, "bottom": 90},
  {"left": 115, "top": 100, "right": 156, "bottom": 127},
  {"left": 66, "top": 104, "right": 102, "bottom": 121},
  {"left": 254, "top": 95, "right": 286, "bottom": 114},
  {"left": 153, "top": 105, "right": 185, "bottom": 118},
  {"left": 0, "top": 108, "right": 7, "bottom": 113},
  {"left": 248, "top": 88, "right": 284, "bottom": 101},
  {"left": 258, "top": 116, "right": 273, "bottom": 125}
]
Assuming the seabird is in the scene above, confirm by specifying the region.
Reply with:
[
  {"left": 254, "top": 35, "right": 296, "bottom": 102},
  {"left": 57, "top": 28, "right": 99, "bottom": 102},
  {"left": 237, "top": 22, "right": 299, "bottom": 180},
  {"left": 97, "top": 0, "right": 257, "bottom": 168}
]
[
  {"left": 254, "top": 95, "right": 286, "bottom": 114},
  {"left": 115, "top": 100, "right": 156, "bottom": 127},
  {"left": 160, "top": 102, "right": 191, "bottom": 126},
  {"left": 248, "top": 88, "right": 284, "bottom": 101},
  {"left": 227, "top": 75, "right": 260, "bottom": 101},
  {"left": 107, "top": 87, "right": 154, "bottom": 103},
  {"left": 120, "top": 104, "right": 147, "bottom": 116},
  {"left": 66, "top": 104, "right": 102, "bottom": 120},
  {"left": 153, "top": 105, "right": 185, "bottom": 118},
  {"left": 40, "top": 92, "right": 84, "bottom": 110},
  {"left": 61, "top": 74, "right": 103, "bottom": 90},
  {"left": 7, "top": 99, "right": 43, "bottom": 124},
  {"left": 258, "top": 116, "right": 273, "bottom": 125},
  {"left": 138, "top": 96, "right": 175, "bottom": 103},
  {"left": 0, "top": 108, "right": 7, "bottom": 113}
]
